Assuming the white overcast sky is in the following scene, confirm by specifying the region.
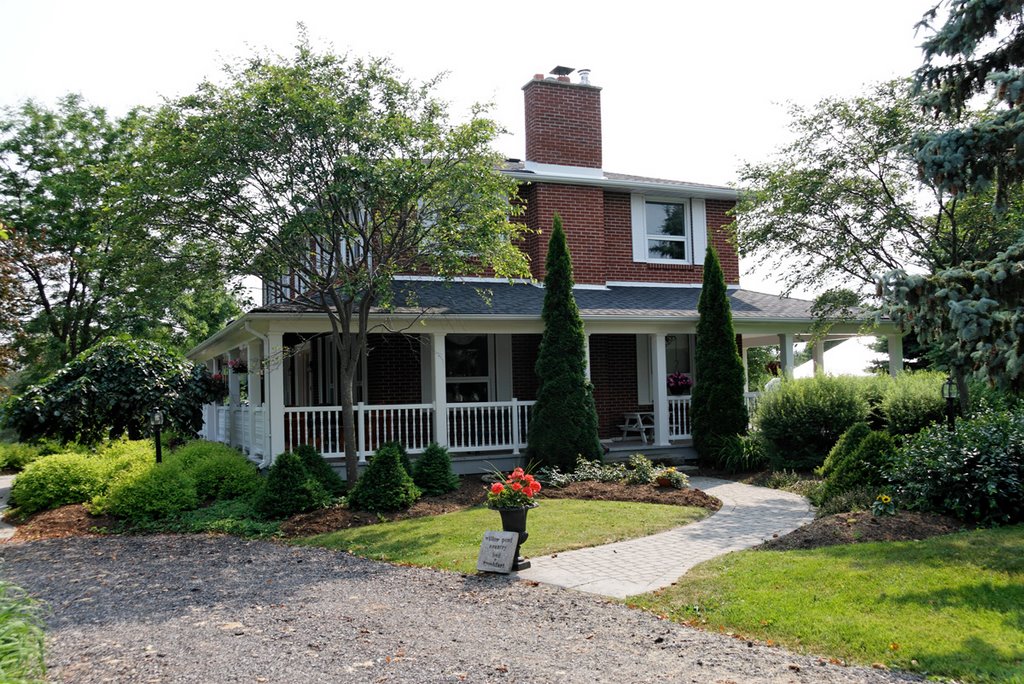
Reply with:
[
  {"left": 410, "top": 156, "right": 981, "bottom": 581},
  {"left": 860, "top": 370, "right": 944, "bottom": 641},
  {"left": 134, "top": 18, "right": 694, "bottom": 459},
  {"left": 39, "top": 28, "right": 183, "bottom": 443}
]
[{"left": 1, "top": 0, "right": 936, "bottom": 297}]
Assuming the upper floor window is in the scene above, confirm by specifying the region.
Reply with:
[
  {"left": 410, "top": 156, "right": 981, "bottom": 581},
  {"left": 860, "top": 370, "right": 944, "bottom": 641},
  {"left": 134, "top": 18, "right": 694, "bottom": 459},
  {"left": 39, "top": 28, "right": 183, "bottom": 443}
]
[
  {"left": 631, "top": 194, "right": 707, "bottom": 266},
  {"left": 645, "top": 201, "right": 688, "bottom": 261}
]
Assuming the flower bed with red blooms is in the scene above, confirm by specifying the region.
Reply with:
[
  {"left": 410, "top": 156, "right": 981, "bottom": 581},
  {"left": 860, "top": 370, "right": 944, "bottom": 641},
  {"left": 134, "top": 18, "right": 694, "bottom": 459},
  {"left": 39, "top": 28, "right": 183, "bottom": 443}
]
[{"left": 486, "top": 468, "right": 542, "bottom": 509}]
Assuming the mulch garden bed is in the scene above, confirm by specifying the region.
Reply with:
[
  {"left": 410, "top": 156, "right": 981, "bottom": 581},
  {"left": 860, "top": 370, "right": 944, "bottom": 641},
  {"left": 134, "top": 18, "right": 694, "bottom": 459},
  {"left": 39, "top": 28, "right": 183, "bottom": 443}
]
[
  {"left": 3, "top": 477, "right": 724, "bottom": 541},
  {"left": 759, "top": 510, "right": 965, "bottom": 551}
]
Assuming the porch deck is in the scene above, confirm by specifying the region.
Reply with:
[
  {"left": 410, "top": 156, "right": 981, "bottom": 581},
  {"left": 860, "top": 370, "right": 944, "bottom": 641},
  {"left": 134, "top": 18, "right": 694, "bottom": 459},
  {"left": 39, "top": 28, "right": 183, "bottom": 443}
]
[{"left": 201, "top": 394, "right": 756, "bottom": 474}]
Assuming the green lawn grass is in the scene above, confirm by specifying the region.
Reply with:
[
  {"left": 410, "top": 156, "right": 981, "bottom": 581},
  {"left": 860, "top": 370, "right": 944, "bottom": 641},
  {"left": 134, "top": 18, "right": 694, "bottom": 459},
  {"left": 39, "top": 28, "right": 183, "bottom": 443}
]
[
  {"left": 628, "top": 525, "right": 1024, "bottom": 683},
  {"left": 296, "top": 499, "right": 708, "bottom": 574}
]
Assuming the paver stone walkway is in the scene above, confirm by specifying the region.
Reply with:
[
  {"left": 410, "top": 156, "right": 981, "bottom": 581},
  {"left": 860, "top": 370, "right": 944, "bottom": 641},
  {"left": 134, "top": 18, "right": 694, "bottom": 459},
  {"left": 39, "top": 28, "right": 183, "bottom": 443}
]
[
  {"left": 0, "top": 474, "right": 16, "bottom": 541},
  {"left": 516, "top": 476, "right": 813, "bottom": 598}
]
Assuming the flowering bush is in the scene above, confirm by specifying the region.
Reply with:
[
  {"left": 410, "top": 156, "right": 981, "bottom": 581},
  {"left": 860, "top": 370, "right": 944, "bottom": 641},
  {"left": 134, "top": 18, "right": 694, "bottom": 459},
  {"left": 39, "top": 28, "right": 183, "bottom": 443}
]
[
  {"left": 226, "top": 359, "right": 248, "bottom": 374},
  {"left": 654, "top": 466, "right": 689, "bottom": 489},
  {"left": 486, "top": 467, "right": 542, "bottom": 508},
  {"left": 871, "top": 493, "right": 896, "bottom": 516},
  {"left": 667, "top": 372, "right": 693, "bottom": 390}
]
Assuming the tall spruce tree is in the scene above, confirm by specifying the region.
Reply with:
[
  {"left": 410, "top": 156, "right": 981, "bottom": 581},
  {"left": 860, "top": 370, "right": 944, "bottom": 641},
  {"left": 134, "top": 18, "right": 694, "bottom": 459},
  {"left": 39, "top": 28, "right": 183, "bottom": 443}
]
[
  {"left": 527, "top": 213, "right": 601, "bottom": 469},
  {"left": 691, "top": 245, "right": 748, "bottom": 461}
]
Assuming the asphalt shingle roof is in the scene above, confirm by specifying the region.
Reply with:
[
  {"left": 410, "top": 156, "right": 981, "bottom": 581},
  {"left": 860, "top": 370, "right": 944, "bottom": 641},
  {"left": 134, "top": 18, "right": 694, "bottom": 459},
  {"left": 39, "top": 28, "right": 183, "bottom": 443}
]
[{"left": 251, "top": 280, "right": 818, "bottom": 321}]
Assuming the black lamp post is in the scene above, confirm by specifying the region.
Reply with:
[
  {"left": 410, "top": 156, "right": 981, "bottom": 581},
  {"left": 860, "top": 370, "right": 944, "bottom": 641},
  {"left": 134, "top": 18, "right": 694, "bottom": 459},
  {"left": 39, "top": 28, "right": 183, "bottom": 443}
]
[
  {"left": 151, "top": 409, "right": 164, "bottom": 463},
  {"left": 941, "top": 375, "right": 958, "bottom": 432}
]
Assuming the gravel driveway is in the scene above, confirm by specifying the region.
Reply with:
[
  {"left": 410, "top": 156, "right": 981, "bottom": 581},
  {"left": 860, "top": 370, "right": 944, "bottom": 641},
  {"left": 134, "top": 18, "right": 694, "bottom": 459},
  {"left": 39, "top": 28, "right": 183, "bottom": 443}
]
[{"left": 0, "top": 535, "right": 921, "bottom": 683}]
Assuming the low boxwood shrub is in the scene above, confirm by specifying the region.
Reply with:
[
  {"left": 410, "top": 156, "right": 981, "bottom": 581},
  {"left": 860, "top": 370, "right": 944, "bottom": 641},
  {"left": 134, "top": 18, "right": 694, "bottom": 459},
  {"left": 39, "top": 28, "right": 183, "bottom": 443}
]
[
  {"left": 9, "top": 454, "right": 107, "bottom": 515},
  {"left": 293, "top": 444, "right": 346, "bottom": 497},
  {"left": 890, "top": 409, "right": 1024, "bottom": 525},
  {"left": 412, "top": 443, "right": 460, "bottom": 496},
  {"left": 880, "top": 371, "right": 946, "bottom": 435},
  {"left": 347, "top": 443, "right": 421, "bottom": 512},
  {"left": 754, "top": 376, "right": 869, "bottom": 470},
  {"left": 255, "top": 451, "right": 334, "bottom": 520},
  {"left": 94, "top": 462, "right": 199, "bottom": 521},
  {"left": 186, "top": 449, "right": 260, "bottom": 501},
  {"left": 853, "top": 374, "right": 893, "bottom": 430},
  {"left": 379, "top": 441, "right": 414, "bottom": 478}
]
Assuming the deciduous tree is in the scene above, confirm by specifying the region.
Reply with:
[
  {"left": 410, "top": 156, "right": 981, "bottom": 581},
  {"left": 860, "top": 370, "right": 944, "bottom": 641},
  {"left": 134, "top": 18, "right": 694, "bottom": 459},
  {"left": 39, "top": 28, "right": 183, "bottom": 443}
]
[{"left": 149, "top": 36, "right": 529, "bottom": 481}]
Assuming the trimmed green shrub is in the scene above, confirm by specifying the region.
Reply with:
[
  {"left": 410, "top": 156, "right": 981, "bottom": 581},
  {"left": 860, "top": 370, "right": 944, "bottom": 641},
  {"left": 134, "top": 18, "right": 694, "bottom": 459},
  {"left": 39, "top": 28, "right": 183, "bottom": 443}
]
[
  {"left": 891, "top": 409, "right": 1024, "bottom": 525},
  {"left": 292, "top": 444, "right": 346, "bottom": 497},
  {"left": 9, "top": 454, "right": 106, "bottom": 515},
  {"left": 818, "top": 422, "right": 872, "bottom": 479},
  {"left": 527, "top": 214, "right": 602, "bottom": 470},
  {"left": 0, "top": 442, "right": 44, "bottom": 472},
  {"left": 380, "top": 441, "right": 414, "bottom": 479},
  {"left": 819, "top": 428, "right": 898, "bottom": 505},
  {"left": 177, "top": 444, "right": 261, "bottom": 501},
  {"left": 94, "top": 463, "right": 199, "bottom": 521},
  {"left": 692, "top": 245, "right": 749, "bottom": 462},
  {"left": 753, "top": 375, "right": 869, "bottom": 470},
  {"left": 853, "top": 374, "right": 893, "bottom": 430},
  {"left": 412, "top": 443, "right": 460, "bottom": 496},
  {"left": 880, "top": 371, "right": 946, "bottom": 435},
  {"left": 255, "top": 451, "right": 333, "bottom": 520},
  {"left": 347, "top": 443, "right": 421, "bottom": 512}
]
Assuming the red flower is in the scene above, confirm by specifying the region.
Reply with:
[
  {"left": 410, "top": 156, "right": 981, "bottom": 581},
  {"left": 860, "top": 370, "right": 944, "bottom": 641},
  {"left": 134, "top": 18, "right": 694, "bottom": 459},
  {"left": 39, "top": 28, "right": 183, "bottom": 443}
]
[
  {"left": 510, "top": 467, "right": 525, "bottom": 481},
  {"left": 511, "top": 482, "right": 523, "bottom": 492},
  {"left": 490, "top": 483, "right": 505, "bottom": 495}
]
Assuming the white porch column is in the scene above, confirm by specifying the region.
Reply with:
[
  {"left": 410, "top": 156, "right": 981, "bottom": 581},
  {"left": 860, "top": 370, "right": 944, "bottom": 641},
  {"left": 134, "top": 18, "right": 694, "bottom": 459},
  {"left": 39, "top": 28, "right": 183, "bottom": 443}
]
[
  {"left": 247, "top": 340, "right": 262, "bottom": 458},
  {"left": 651, "top": 332, "right": 670, "bottom": 447},
  {"left": 812, "top": 340, "right": 825, "bottom": 376},
  {"left": 887, "top": 334, "right": 904, "bottom": 377},
  {"left": 431, "top": 333, "right": 448, "bottom": 448},
  {"left": 583, "top": 332, "right": 592, "bottom": 381},
  {"left": 779, "top": 333, "right": 795, "bottom": 379},
  {"left": 204, "top": 359, "right": 217, "bottom": 440},
  {"left": 740, "top": 345, "right": 749, "bottom": 392},
  {"left": 266, "top": 332, "right": 286, "bottom": 462}
]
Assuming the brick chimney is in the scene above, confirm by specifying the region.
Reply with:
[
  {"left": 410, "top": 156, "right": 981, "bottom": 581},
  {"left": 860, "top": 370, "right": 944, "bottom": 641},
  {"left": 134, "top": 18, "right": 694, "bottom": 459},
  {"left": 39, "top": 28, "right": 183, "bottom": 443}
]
[{"left": 523, "top": 67, "right": 602, "bottom": 168}]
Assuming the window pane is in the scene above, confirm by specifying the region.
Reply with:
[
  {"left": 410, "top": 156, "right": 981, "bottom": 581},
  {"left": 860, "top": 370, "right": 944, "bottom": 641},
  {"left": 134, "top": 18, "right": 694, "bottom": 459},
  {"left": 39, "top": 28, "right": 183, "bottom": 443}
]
[
  {"left": 446, "top": 334, "right": 488, "bottom": 378},
  {"left": 648, "top": 239, "right": 687, "bottom": 260},
  {"left": 447, "top": 382, "right": 488, "bottom": 403},
  {"left": 645, "top": 202, "right": 687, "bottom": 238}
]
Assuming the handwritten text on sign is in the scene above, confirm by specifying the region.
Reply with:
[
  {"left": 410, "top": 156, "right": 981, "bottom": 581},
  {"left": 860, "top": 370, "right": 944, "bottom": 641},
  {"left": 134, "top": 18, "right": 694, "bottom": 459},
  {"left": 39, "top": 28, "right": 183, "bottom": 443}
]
[{"left": 477, "top": 530, "right": 519, "bottom": 573}]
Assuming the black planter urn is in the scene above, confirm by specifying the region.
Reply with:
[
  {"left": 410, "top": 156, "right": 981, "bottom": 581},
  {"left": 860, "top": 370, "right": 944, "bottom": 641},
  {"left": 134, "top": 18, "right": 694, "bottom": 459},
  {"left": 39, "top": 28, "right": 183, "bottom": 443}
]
[{"left": 497, "top": 504, "right": 536, "bottom": 571}]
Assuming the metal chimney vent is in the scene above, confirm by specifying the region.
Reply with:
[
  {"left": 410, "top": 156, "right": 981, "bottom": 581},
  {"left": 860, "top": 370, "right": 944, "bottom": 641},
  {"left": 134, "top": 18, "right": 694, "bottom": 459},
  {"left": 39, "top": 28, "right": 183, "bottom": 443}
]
[{"left": 550, "top": 66, "right": 574, "bottom": 76}]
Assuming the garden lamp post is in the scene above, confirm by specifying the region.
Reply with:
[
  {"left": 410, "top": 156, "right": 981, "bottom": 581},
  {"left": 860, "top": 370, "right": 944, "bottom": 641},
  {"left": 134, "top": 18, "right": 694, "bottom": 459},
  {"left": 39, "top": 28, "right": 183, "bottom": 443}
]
[
  {"left": 941, "top": 375, "right": 958, "bottom": 432},
  {"left": 151, "top": 409, "right": 164, "bottom": 463}
]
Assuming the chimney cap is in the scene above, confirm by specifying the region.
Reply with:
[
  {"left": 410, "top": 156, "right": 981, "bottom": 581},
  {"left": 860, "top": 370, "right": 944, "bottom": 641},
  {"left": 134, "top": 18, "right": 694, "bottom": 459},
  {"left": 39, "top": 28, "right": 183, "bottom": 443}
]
[{"left": 549, "top": 66, "right": 574, "bottom": 76}]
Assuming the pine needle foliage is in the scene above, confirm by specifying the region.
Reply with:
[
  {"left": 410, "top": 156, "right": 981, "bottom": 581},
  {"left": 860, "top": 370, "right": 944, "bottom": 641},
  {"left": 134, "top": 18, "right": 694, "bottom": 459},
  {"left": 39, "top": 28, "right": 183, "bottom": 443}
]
[
  {"left": 347, "top": 443, "right": 421, "bottom": 512},
  {"left": 412, "top": 442, "right": 460, "bottom": 496},
  {"left": 691, "top": 246, "right": 748, "bottom": 463},
  {"left": 526, "top": 214, "right": 602, "bottom": 470}
]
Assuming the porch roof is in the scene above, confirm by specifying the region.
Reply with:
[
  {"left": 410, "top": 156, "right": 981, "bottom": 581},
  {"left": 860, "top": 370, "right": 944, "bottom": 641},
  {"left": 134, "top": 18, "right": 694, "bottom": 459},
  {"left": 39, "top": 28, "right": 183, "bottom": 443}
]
[{"left": 250, "top": 280, "right": 825, "bottom": 321}]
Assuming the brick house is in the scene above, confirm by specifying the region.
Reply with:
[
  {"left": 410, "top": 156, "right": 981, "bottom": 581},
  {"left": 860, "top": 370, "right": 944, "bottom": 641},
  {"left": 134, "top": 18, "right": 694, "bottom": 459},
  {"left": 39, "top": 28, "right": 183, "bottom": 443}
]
[{"left": 188, "top": 68, "right": 903, "bottom": 472}]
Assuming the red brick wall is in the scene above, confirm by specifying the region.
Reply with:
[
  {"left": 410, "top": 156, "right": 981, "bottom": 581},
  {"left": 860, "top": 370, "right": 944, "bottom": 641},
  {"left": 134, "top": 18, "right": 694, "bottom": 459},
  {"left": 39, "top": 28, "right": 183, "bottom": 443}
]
[
  {"left": 707, "top": 199, "right": 740, "bottom": 284},
  {"left": 366, "top": 334, "right": 422, "bottom": 404},
  {"left": 511, "top": 334, "right": 542, "bottom": 400},
  {"left": 523, "top": 77, "right": 602, "bottom": 168},
  {"left": 588, "top": 334, "right": 644, "bottom": 439},
  {"left": 528, "top": 184, "right": 606, "bottom": 284}
]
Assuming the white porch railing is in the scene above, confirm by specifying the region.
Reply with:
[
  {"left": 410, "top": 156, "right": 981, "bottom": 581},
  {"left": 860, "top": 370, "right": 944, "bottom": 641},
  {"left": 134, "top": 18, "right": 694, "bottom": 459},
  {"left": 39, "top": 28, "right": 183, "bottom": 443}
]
[
  {"left": 744, "top": 391, "right": 761, "bottom": 418},
  {"left": 667, "top": 396, "right": 691, "bottom": 440},
  {"left": 447, "top": 399, "right": 536, "bottom": 455},
  {"left": 284, "top": 402, "right": 435, "bottom": 462},
  {"left": 202, "top": 393, "right": 757, "bottom": 463}
]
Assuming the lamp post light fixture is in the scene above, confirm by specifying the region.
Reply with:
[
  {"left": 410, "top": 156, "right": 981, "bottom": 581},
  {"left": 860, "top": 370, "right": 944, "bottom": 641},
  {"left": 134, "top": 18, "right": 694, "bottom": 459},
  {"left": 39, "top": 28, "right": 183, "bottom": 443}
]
[
  {"left": 941, "top": 375, "right": 958, "bottom": 433},
  {"left": 151, "top": 408, "right": 165, "bottom": 463}
]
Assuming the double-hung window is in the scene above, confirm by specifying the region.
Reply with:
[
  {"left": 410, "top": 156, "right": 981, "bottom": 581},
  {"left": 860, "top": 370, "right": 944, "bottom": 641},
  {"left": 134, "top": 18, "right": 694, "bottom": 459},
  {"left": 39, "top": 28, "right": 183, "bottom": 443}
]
[{"left": 630, "top": 195, "right": 707, "bottom": 265}]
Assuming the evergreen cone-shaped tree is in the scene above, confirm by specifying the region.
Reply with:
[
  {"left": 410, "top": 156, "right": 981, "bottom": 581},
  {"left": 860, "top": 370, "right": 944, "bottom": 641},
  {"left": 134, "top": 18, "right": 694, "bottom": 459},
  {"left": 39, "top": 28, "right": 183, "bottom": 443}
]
[
  {"left": 691, "top": 245, "right": 748, "bottom": 463},
  {"left": 527, "top": 213, "right": 602, "bottom": 470}
]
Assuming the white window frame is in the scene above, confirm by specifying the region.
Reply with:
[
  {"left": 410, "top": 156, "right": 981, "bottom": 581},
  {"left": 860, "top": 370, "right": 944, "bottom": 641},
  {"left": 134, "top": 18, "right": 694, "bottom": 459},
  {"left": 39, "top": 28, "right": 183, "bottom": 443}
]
[{"left": 631, "top": 194, "right": 707, "bottom": 266}]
